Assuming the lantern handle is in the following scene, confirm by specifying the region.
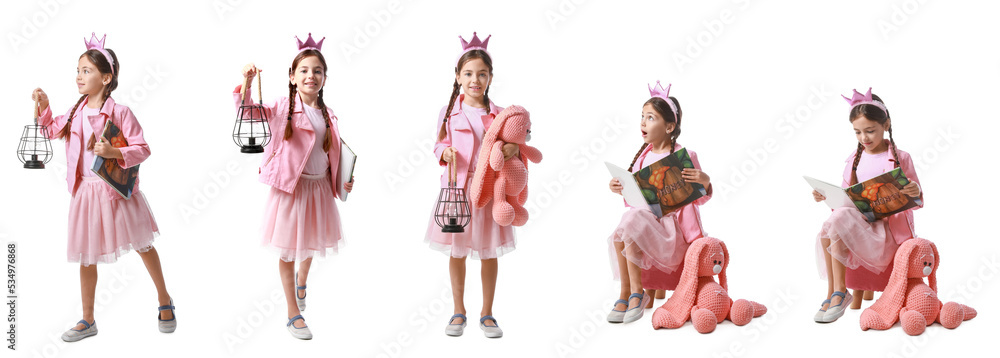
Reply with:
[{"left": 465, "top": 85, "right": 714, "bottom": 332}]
[
  {"left": 257, "top": 71, "right": 263, "bottom": 104},
  {"left": 33, "top": 99, "right": 40, "bottom": 124}
]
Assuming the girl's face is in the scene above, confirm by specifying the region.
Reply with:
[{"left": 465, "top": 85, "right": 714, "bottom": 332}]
[
  {"left": 852, "top": 115, "right": 890, "bottom": 152},
  {"left": 456, "top": 58, "right": 491, "bottom": 103},
  {"left": 640, "top": 103, "right": 675, "bottom": 146},
  {"left": 289, "top": 55, "right": 326, "bottom": 97},
  {"left": 76, "top": 56, "right": 110, "bottom": 97}
]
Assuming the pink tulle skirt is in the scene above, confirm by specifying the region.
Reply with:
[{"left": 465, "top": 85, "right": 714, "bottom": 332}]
[
  {"left": 261, "top": 173, "right": 344, "bottom": 262},
  {"left": 68, "top": 176, "right": 159, "bottom": 266},
  {"left": 608, "top": 208, "right": 690, "bottom": 279},
  {"left": 816, "top": 207, "right": 899, "bottom": 278},
  {"left": 425, "top": 177, "right": 516, "bottom": 260}
]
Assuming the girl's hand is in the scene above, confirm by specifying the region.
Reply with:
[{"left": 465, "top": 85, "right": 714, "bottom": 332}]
[
  {"left": 502, "top": 143, "right": 520, "bottom": 160},
  {"left": 344, "top": 176, "right": 354, "bottom": 193},
  {"left": 93, "top": 138, "right": 122, "bottom": 159},
  {"left": 609, "top": 178, "right": 623, "bottom": 195},
  {"left": 813, "top": 190, "right": 826, "bottom": 202},
  {"left": 441, "top": 147, "right": 458, "bottom": 164},
  {"left": 31, "top": 88, "right": 49, "bottom": 114},
  {"left": 242, "top": 63, "right": 260, "bottom": 80},
  {"left": 901, "top": 182, "right": 920, "bottom": 197},
  {"left": 681, "top": 168, "right": 710, "bottom": 187}
]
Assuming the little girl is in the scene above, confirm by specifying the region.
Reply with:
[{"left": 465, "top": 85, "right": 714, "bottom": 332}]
[
  {"left": 813, "top": 88, "right": 922, "bottom": 323},
  {"left": 606, "top": 82, "right": 712, "bottom": 324},
  {"left": 234, "top": 33, "right": 353, "bottom": 340},
  {"left": 32, "top": 33, "right": 175, "bottom": 342},
  {"left": 426, "top": 32, "right": 520, "bottom": 339}
]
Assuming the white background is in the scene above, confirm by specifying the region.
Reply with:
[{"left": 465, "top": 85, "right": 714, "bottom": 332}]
[{"left": 2, "top": 0, "right": 997, "bottom": 357}]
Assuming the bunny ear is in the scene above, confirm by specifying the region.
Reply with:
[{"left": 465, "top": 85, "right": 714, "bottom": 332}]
[
  {"left": 483, "top": 110, "right": 507, "bottom": 148},
  {"left": 928, "top": 239, "right": 939, "bottom": 293},
  {"left": 869, "top": 239, "right": 919, "bottom": 324},
  {"left": 718, "top": 239, "right": 729, "bottom": 291},
  {"left": 665, "top": 237, "right": 708, "bottom": 318},
  {"left": 469, "top": 145, "right": 496, "bottom": 209}
]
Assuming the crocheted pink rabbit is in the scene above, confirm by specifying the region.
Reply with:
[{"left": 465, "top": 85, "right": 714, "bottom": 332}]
[
  {"left": 860, "top": 238, "right": 976, "bottom": 335},
  {"left": 651, "top": 237, "right": 766, "bottom": 333},
  {"left": 468, "top": 105, "right": 542, "bottom": 226}
]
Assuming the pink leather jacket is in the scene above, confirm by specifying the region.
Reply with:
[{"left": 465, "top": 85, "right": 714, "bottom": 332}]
[
  {"left": 233, "top": 85, "right": 341, "bottom": 195},
  {"left": 432, "top": 94, "right": 502, "bottom": 188},
  {"left": 39, "top": 96, "right": 149, "bottom": 200}
]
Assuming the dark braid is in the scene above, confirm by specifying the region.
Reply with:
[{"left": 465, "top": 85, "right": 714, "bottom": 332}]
[
  {"left": 668, "top": 97, "right": 682, "bottom": 155},
  {"left": 888, "top": 127, "right": 900, "bottom": 168},
  {"left": 437, "top": 81, "right": 461, "bottom": 141},
  {"left": 626, "top": 143, "right": 650, "bottom": 172},
  {"left": 317, "top": 88, "right": 333, "bottom": 152},
  {"left": 849, "top": 143, "right": 864, "bottom": 185},
  {"left": 285, "top": 82, "right": 296, "bottom": 140},
  {"left": 56, "top": 95, "right": 87, "bottom": 140},
  {"left": 483, "top": 86, "right": 491, "bottom": 110}
]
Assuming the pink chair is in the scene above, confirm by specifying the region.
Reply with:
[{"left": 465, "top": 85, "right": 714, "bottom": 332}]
[{"left": 844, "top": 260, "right": 893, "bottom": 309}]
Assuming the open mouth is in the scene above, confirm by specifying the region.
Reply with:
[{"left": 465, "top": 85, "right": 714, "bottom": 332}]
[{"left": 641, "top": 130, "right": 648, "bottom": 137}]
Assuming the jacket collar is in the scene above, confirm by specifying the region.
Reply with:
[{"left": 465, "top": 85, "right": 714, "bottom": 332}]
[
  {"left": 289, "top": 93, "right": 337, "bottom": 132},
  {"left": 449, "top": 94, "right": 500, "bottom": 119},
  {"left": 78, "top": 96, "right": 116, "bottom": 119}
]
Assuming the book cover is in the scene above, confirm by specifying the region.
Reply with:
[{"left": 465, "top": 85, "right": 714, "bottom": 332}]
[
  {"left": 91, "top": 119, "right": 139, "bottom": 199},
  {"left": 606, "top": 147, "right": 707, "bottom": 218},
  {"left": 846, "top": 168, "right": 922, "bottom": 222},
  {"left": 337, "top": 139, "right": 356, "bottom": 202}
]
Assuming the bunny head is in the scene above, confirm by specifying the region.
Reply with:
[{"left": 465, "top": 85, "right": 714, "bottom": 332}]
[
  {"left": 693, "top": 238, "right": 729, "bottom": 289},
  {"left": 899, "top": 238, "right": 939, "bottom": 291},
  {"left": 489, "top": 105, "right": 531, "bottom": 146}
]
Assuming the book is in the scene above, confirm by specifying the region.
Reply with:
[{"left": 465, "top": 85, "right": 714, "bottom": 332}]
[
  {"left": 336, "top": 139, "right": 357, "bottom": 202},
  {"left": 804, "top": 168, "right": 922, "bottom": 222},
  {"left": 91, "top": 119, "right": 139, "bottom": 199},
  {"left": 605, "top": 147, "right": 708, "bottom": 218}
]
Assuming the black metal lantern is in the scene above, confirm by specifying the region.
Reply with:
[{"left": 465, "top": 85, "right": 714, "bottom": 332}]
[
  {"left": 233, "top": 73, "right": 270, "bottom": 153},
  {"left": 18, "top": 102, "right": 53, "bottom": 169},
  {"left": 434, "top": 159, "right": 472, "bottom": 233}
]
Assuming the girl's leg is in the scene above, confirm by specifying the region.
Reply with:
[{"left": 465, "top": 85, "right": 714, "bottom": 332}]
[
  {"left": 644, "top": 289, "right": 656, "bottom": 309},
  {"left": 613, "top": 241, "right": 630, "bottom": 312},
  {"left": 297, "top": 258, "right": 313, "bottom": 300},
  {"left": 481, "top": 258, "right": 498, "bottom": 326},
  {"left": 624, "top": 245, "right": 644, "bottom": 309},
  {"left": 279, "top": 260, "right": 306, "bottom": 328},
  {"left": 449, "top": 257, "right": 467, "bottom": 324},
  {"left": 820, "top": 238, "right": 848, "bottom": 307},
  {"left": 73, "top": 265, "right": 98, "bottom": 330},
  {"left": 136, "top": 247, "right": 172, "bottom": 320}
]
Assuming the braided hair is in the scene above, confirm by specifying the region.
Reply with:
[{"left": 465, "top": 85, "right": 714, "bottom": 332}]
[
  {"left": 627, "top": 96, "right": 683, "bottom": 171},
  {"left": 437, "top": 49, "right": 493, "bottom": 141},
  {"left": 848, "top": 93, "right": 898, "bottom": 185},
  {"left": 285, "top": 49, "right": 333, "bottom": 152}
]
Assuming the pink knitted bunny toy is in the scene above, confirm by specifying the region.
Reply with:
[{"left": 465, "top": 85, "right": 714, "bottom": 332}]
[
  {"left": 468, "top": 105, "right": 542, "bottom": 226},
  {"left": 651, "top": 237, "right": 766, "bottom": 333},
  {"left": 860, "top": 238, "right": 976, "bottom": 335}
]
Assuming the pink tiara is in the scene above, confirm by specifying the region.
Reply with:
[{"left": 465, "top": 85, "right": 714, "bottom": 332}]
[
  {"left": 648, "top": 80, "right": 678, "bottom": 122},
  {"left": 84, "top": 33, "right": 114, "bottom": 74},
  {"left": 458, "top": 32, "right": 491, "bottom": 61},
  {"left": 295, "top": 33, "right": 325, "bottom": 53},
  {"left": 842, "top": 87, "right": 887, "bottom": 115}
]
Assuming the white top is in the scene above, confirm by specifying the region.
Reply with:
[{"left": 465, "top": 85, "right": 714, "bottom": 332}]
[
  {"left": 81, "top": 107, "right": 100, "bottom": 177},
  {"left": 302, "top": 103, "right": 330, "bottom": 175},
  {"left": 855, "top": 149, "right": 892, "bottom": 183},
  {"left": 462, "top": 102, "right": 488, "bottom": 172}
]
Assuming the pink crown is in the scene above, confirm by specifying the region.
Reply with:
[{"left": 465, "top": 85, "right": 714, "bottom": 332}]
[
  {"left": 842, "top": 87, "right": 887, "bottom": 114},
  {"left": 648, "top": 80, "right": 678, "bottom": 122},
  {"left": 459, "top": 32, "right": 491, "bottom": 54},
  {"left": 83, "top": 32, "right": 114, "bottom": 74},
  {"left": 295, "top": 33, "right": 325, "bottom": 52}
]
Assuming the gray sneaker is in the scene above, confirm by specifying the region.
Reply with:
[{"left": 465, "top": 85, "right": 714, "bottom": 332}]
[
  {"left": 479, "top": 316, "right": 503, "bottom": 338},
  {"left": 158, "top": 298, "right": 177, "bottom": 333},
  {"left": 61, "top": 320, "right": 97, "bottom": 342},
  {"left": 286, "top": 315, "right": 312, "bottom": 340},
  {"left": 607, "top": 299, "right": 628, "bottom": 323},
  {"left": 622, "top": 293, "right": 650, "bottom": 323},
  {"left": 445, "top": 314, "right": 467, "bottom": 336}
]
